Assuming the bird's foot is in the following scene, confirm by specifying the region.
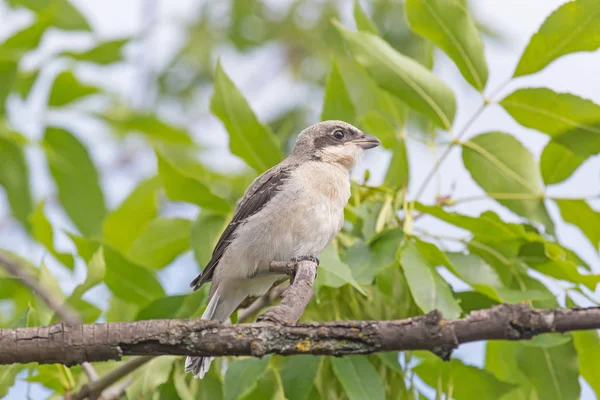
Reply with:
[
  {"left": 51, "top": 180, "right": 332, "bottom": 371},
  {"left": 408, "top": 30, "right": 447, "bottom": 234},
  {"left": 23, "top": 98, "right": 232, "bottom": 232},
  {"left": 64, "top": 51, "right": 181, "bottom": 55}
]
[{"left": 291, "top": 255, "right": 320, "bottom": 265}]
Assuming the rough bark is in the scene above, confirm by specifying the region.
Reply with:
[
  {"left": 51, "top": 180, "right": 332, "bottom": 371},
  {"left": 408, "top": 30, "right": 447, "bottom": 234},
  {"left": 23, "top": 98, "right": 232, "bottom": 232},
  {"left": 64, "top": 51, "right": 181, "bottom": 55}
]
[{"left": 2, "top": 304, "right": 599, "bottom": 365}]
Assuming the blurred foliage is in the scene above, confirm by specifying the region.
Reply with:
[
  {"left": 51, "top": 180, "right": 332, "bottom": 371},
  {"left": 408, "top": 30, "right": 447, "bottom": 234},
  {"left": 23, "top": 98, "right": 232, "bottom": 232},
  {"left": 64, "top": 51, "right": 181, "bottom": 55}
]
[{"left": 0, "top": 0, "right": 599, "bottom": 399}]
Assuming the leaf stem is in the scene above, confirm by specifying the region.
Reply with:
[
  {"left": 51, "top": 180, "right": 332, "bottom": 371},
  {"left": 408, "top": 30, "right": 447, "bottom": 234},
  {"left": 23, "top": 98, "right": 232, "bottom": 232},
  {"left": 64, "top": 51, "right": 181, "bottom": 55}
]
[{"left": 413, "top": 78, "right": 512, "bottom": 202}]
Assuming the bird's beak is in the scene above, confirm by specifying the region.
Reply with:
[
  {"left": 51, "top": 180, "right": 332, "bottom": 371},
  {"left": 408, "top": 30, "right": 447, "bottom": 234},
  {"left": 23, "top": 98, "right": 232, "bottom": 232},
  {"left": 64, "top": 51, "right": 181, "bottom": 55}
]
[{"left": 346, "top": 133, "right": 381, "bottom": 150}]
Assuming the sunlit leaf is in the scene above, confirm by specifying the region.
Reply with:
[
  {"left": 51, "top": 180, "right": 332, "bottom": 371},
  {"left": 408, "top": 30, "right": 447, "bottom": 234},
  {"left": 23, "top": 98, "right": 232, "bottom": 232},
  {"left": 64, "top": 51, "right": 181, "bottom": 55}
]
[
  {"left": 399, "top": 241, "right": 461, "bottom": 319},
  {"left": 462, "top": 132, "right": 554, "bottom": 234},
  {"left": 317, "top": 243, "right": 366, "bottom": 295},
  {"left": 128, "top": 217, "right": 192, "bottom": 269},
  {"left": 62, "top": 39, "right": 129, "bottom": 65},
  {"left": 335, "top": 23, "right": 456, "bottom": 129},
  {"left": 321, "top": 59, "right": 356, "bottom": 124},
  {"left": 48, "top": 71, "right": 100, "bottom": 107},
  {"left": 514, "top": 0, "right": 600, "bottom": 77},
  {"left": 414, "top": 357, "right": 517, "bottom": 399},
  {"left": 331, "top": 356, "right": 385, "bottom": 400},
  {"left": 30, "top": 201, "right": 74, "bottom": 269},
  {"left": 353, "top": 0, "right": 378, "bottom": 34},
  {"left": 223, "top": 357, "right": 270, "bottom": 400},
  {"left": 156, "top": 150, "right": 231, "bottom": 213},
  {"left": 281, "top": 356, "right": 320, "bottom": 400},
  {"left": 103, "top": 246, "right": 165, "bottom": 305},
  {"left": 406, "top": 0, "right": 488, "bottom": 91},
  {"left": 555, "top": 199, "right": 600, "bottom": 251},
  {"left": 501, "top": 88, "right": 600, "bottom": 159},
  {"left": 572, "top": 330, "right": 600, "bottom": 396},
  {"left": 516, "top": 340, "right": 580, "bottom": 400},
  {"left": 211, "top": 61, "right": 284, "bottom": 172},
  {"left": 43, "top": 127, "right": 106, "bottom": 236},
  {"left": 102, "top": 177, "right": 160, "bottom": 253},
  {"left": 0, "top": 135, "right": 33, "bottom": 231},
  {"left": 540, "top": 141, "right": 585, "bottom": 185}
]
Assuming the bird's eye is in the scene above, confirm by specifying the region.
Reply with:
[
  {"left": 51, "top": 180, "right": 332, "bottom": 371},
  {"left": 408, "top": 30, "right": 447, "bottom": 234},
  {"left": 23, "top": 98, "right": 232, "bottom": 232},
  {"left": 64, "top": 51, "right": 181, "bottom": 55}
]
[{"left": 333, "top": 130, "right": 345, "bottom": 140}]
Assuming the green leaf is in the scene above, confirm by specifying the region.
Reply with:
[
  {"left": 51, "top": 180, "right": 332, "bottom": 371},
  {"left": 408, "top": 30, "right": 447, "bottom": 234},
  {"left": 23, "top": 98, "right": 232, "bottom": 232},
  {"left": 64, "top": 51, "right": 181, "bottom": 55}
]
[
  {"left": 102, "top": 177, "right": 160, "bottom": 252},
  {"left": 210, "top": 61, "right": 284, "bottom": 172},
  {"left": 43, "top": 127, "right": 106, "bottom": 236},
  {"left": 191, "top": 211, "right": 228, "bottom": 268},
  {"left": 62, "top": 39, "right": 128, "bottom": 64},
  {"left": 414, "top": 358, "right": 517, "bottom": 400},
  {"left": 48, "top": 70, "right": 100, "bottom": 107},
  {"left": 414, "top": 203, "right": 526, "bottom": 242},
  {"left": 0, "top": 365, "right": 21, "bottom": 397},
  {"left": 70, "top": 247, "right": 104, "bottom": 300},
  {"left": 456, "top": 291, "right": 498, "bottom": 314},
  {"left": 0, "top": 135, "right": 33, "bottom": 231},
  {"left": 66, "top": 232, "right": 100, "bottom": 263},
  {"left": 317, "top": 243, "right": 366, "bottom": 295},
  {"left": 281, "top": 356, "right": 320, "bottom": 400},
  {"left": 223, "top": 357, "right": 270, "bottom": 400},
  {"left": 0, "top": 15, "right": 51, "bottom": 59},
  {"left": 462, "top": 132, "right": 554, "bottom": 234},
  {"left": 514, "top": 0, "right": 600, "bottom": 77},
  {"left": 343, "top": 228, "right": 402, "bottom": 284},
  {"left": 128, "top": 217, "right": 192, "bottom": 269},
  {"left": 0, "top": 60, "right": 18, "bottom": 114},
  {"left": 385, "top": 138, "right": 409, "bottom": 188},
  {"left": 156, "top": 150, "right": 231, "bottom": 213},
  {"left": 15, "top": 69, "right": 39, "bottom": 99},
  {"left": 321, "top": 59, "right": 356, "bottom": 124},
  {"left": 540, "top": 141, "right": 585, "bottom": 185},
  {"left": 353, "top": 1, "right": 378, "bottom": 34},
  {"left": 126, "top": 357, "right": 175, "bottom": 400},
  {"left": 35, "top": 262, "right": 64, "bottom": 325},
  {"left": 573, "top": 330, "right": 600, "bottom": 396},
  {"left": 105, "top": 296, "right": 139, "bottom": 322},
  {"left": 485, "top": 342, "right": 536, "bottom": 399},
  {"left": 516, "top": 340, "right": 580, "bottom": 400},
  {"left": 500, "top": 88, "right": 600, "bottom": 159},
  {"left": 103, "top": 112, "right": 193, "bottom": 145},
  {"left": 406, "top": 0, "right": 488, "bottom": 91},
  {"left": 399, "top": 241, "right": 461, "bottom": 319},
  {"left": 103, "top": 246, "right": 165, "bottom": 305},
  {"left": 9, "top": 0, "right": 91, "bottom": 31},
  {"left": 331, "top": 356, "right": 385, "bottom": 400},
  {"left": 555, "top": 199, "right": 600, "bottom": 251},
  {"left": 136, "top": 295, "right": 186, "bottom": 320},
  {"left": 30, "top": 201, "right": 75, "bottom": 269},
  {"left": 335, "top": 22, "right": 456, "bottom": 129}
]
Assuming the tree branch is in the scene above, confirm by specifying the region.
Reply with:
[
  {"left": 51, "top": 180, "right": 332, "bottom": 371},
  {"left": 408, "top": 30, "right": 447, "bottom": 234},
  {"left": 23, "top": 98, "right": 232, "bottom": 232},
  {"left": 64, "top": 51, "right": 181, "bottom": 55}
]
[
  {"left": 0, "top": 251, "right": 100, "bottom": 384},
  {"left": 1, "top": 304, "right": 600, "bottom": 365}
]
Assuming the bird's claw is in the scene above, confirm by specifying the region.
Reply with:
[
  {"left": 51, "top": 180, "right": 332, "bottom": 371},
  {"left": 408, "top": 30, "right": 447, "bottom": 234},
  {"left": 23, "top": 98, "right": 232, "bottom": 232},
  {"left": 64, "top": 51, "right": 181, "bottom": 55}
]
[{"left": 291, "top": 255, "right": 320, "bottom": 265}]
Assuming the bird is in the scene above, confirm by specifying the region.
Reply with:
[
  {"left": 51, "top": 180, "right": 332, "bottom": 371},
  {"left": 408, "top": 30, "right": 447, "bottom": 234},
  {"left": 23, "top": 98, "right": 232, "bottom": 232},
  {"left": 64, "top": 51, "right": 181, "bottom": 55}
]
[{"left": 185, "top": 120, "right": 380, "bottom": 378}]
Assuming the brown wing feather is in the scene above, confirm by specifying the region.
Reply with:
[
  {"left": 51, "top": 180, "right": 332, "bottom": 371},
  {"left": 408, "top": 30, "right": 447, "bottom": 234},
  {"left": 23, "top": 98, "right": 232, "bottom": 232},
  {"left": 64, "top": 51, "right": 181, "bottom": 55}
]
[{"left": 190, "top": 163, "right": 297, "bottom": 290}]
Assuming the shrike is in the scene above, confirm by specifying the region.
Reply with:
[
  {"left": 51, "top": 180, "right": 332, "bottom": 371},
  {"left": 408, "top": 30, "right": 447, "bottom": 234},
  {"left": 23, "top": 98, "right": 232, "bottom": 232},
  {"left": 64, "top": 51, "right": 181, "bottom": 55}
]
[{"left": 185, "top": 120, "right": 380, "bottom": 378}]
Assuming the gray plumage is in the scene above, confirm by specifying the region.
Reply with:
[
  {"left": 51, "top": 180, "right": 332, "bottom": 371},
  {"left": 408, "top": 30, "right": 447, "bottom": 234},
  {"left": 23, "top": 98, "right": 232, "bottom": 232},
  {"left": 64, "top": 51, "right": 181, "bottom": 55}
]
[{"left": 185, "top": 120, "right": 380, "bottom": 378}]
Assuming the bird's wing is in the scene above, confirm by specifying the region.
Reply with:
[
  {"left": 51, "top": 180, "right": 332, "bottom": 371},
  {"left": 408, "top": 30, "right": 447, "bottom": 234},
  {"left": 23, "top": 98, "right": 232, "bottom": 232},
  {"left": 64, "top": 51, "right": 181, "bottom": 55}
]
[{"left": 190, "top": 163, "right": 297, "bottom": 290}]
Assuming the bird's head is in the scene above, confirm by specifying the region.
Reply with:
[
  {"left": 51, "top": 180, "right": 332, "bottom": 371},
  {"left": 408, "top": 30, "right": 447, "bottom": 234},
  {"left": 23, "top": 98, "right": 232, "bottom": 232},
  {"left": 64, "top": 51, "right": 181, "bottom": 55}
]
[{"left": 291, "top": 120, "right": 380, "bottom": 169}]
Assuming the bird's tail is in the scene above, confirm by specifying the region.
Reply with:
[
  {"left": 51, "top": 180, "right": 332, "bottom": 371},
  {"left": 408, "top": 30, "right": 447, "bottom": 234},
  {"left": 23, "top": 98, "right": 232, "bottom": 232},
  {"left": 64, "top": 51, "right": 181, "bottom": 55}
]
[{"left": 185, "top": 288, "right": 244, "bottom": 379}]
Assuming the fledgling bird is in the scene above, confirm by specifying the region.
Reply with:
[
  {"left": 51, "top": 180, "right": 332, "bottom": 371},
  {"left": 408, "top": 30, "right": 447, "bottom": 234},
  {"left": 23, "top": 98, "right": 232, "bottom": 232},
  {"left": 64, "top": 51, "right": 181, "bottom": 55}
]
[{"left": 185, "top": 120, "right": 380, "bottom": 378}]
